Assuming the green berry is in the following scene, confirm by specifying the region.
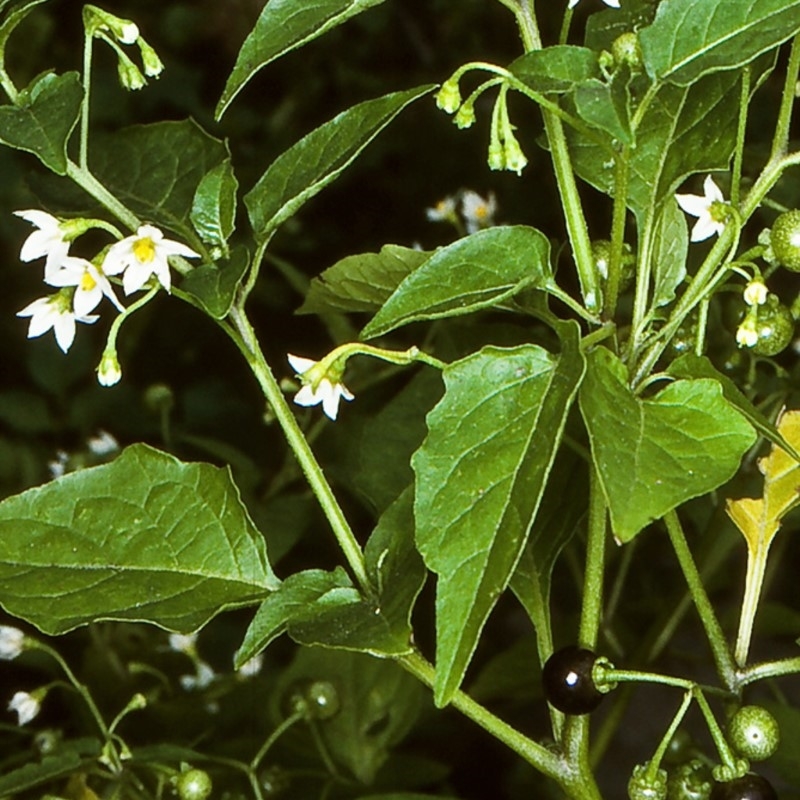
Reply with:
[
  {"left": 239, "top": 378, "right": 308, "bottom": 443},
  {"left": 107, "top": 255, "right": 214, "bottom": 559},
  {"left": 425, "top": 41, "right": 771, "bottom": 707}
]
[
  {"left": 304, "top": 680, "right": 340, "bottom": 720},
  {"left": 628, "top": 763, "right": 668, "bottom": 800},
  {"left": 770, "top": 209, "right": 800, "bottom": 271},
  {"left": 728, "top": 705, "right": 780, "bottom": 762},
  {"left": 176, "top": 769, "right": 212, "bottom": 800},
  {"left": 752, "top": 297, "right": 794, "bottom": 356}
]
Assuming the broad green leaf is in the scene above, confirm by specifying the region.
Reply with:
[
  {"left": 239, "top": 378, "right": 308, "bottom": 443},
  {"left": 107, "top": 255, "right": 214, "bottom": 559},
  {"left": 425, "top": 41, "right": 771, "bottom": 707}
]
[
  {"left": 667, "top": 353, "right": 800, "bottom": 461},
  {"left": 273, "top": 648, "right": 423, "bottom": 784},
  {"left": 412, "top": 322, "right": 585, "bottom": 706},
  {"left": 0, "top": 444, "right": 278, "bottom": 634},
  {"left": 580, "top": 348, "right": 756, "bottom": 542},
  {"left": 509, "top": 46, "right": 600, "bottom": 94},
  {"left": 361, "top": 226, "right": 552, "bottom": 340},
  {"left": 237, "top": 490, "right": 425, "bottom": 663},
  {"left": 640, "top": 0, "right": 800, "bottom": 86},
  {"left": 509, "top": 448, "right": 586, "bottom": 640},
  {"left": 190, "top": 159, "right": 238, "bottom": 258},
  {"left": 726, "top": 411, "right": 800, "bottom": 664},
  {"left": 574, "top": 77, "right": 632, "bottom": 145},
  {"left": 650, "top": 196, "right": 687, "bottom": 309},
  {"left": 236, "top": 567, "right": 352, "bottom": 665},
  {"left": 245, "top": 86, "right": 432, "bottom": 242},
  {"left": 585, "top": 0, "right": 659, "bottom": 51},
  {"left": 216, "top": 0, "right": 388, "bottom": 119},
  {"left": 0, "top": 71, "right": 82, "bottom": 174},
  {"left": 570, "top": 70, "right": 742, "bottom": 221},
  {"left": 90, "top": 120, "right": 229, "bottom": 241},
  {"left": 179, "top": 245, "right": 249, "bottom": 319},
  {"left": 298, "top": 244, "right": 432, "bottom": 315}
]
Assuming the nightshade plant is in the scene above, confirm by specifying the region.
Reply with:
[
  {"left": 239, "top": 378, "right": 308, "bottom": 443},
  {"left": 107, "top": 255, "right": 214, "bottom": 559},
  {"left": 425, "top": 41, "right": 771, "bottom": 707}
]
[{"left": 2, "top": 0, "right": 800, "bottom": 798}]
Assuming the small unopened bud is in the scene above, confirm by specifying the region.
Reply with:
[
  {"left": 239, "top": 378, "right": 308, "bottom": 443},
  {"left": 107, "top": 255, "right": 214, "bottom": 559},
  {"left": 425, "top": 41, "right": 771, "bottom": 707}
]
[
  {"left": 503, "top": 133, "right": 528, "bottom": 176},
  {"left": 117, "top": 52, "right": 146, "bottom": 91},
  {"left": 454, "top": 101, "right": 476, "bottom": 129},
  {"left": 97, "top": 350, "right": 122, "bottom": 386},
  {"left": 435, "top": 80, "right": 462, "bottom": 114},
  {"left": 138, "top": 38, "right": 164, "bottom": 78}
]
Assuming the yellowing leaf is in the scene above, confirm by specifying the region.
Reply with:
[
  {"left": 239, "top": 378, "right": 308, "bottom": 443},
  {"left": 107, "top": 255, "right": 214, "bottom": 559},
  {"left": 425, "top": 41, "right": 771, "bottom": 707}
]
[{"left": 726, "top": 409, "right": 800, "bottom": 665}]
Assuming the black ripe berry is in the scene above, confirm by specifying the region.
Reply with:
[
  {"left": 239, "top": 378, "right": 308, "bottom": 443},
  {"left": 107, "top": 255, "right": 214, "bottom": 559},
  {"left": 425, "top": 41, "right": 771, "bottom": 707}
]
[
  {"left": 710, "top": 774, "right": 777, "bottom": 800},
  {"left": 542, "top": 645, "right": 604, "bottom": 715}
]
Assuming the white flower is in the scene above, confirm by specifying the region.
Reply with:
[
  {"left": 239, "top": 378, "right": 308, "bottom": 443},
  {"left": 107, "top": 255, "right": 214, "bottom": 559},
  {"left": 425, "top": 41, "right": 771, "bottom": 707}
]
[
  {"left": 87, "top": 430, "right": 119, "bottom": 456},
  {"left": 179, "top": 661, "right": 216, "bottom": 691},
  {"left": 461, "top": 190, "right": 497, "bottom": 234},
  {"left": 46, "top": 256, "right": 123, "bottom": 317},
  {"left": 737, "top": 316, "right": 759, "bottom": 348},
  {"left": 568, "top": 0, "right": 621, "bottom": 7},
  {"left": 168, "top": 633, "right": 198, "bottom": 654},
  {"left": 0, "top": 626, "right": 25, "bottom": 660},
  {"left": 8, "top": 691, "right": 40, "bottom": 725},
  {"left": 102, "top": 224, "right": 200, "bottom": 294},
  {"left": 97, "top": 351, "right": 122, "bottom": 387},
  {"left": 16, "top": 293, "right": 98, "bottom": 354},
  {"left": 675, "top": 175, "right": 728, "bottom": 242},
  {"left": 236, "top": 653, "right": 263, "bottom": 679},
  {"left": 288, "top": 354, "right": 354, "bottom": 421},
  {"left": 14, "top": 210, "right": 71, "bottom": 280},
  {"left": 426, "top": 196, "right": 457, "bottom": 223},
  {"left": 743, "top": 280, "right": 768, "bottom": 307}
]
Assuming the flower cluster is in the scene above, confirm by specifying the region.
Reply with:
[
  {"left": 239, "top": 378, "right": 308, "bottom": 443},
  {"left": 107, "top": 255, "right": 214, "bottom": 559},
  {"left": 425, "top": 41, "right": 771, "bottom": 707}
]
[
  {"left": 426, "top": 189, "right": 498, "bottom": 235},
  {"left": 15, "top": 211, "right": 199, "bottom": 367}
]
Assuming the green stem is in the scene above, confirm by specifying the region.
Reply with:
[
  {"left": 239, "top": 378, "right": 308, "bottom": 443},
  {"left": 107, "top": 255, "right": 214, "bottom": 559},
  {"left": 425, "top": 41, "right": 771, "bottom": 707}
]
[
  {"left": 579, "top": 467, "right": 607, "bottom": 649},
  {"left": 693, "top": 688, "right": 741, "bottom": 771},
  {"left": 81, "top": 31, "right": 93, "bottom": 170},
  {"left": 740, "top": 656, "right": 800, "bottom": 685},
  {"left": 603, "top": 148, "right": 630, "bottom": 319},
  {"left": 65, "top": 159, "right": 141, "bottom": 231},
  {"left": 770, "top": 33, "right": 800, "bottom": 160},
  {"left": 648, "top": 691, "right": 693, "bottom": 772},
  {"left": 250, "top": 711, "right": 304, "bottom": 771},
  {"left": 223, "top": 306, "right": 370, "bottom": 591},
  {"left": 734, "top": 542, "right": 771, "bottom": 667},
  {"left": 663, "top": 511, "right": 737, "bottom": 689}
]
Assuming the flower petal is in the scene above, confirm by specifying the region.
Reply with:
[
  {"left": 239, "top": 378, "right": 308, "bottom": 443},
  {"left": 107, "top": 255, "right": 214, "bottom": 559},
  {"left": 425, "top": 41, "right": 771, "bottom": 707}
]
[{"left": 288, "top": 354, "right": 317, "bottom": 375}]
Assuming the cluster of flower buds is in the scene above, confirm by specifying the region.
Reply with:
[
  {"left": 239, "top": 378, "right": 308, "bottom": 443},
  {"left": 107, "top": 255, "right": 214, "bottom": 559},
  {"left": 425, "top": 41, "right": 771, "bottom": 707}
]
[{"left": 15, "top": 211, "right": 199, "bottom": 383}]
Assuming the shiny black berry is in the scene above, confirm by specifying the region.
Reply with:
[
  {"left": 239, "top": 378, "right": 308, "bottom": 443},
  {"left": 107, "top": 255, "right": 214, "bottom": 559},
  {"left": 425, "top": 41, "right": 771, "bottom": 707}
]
[
  {"left": 542, "top": 645, "right": 604, "bottom": 715},
  {"left": 709, "top": 774, "right": 777, "bottom": 800}
]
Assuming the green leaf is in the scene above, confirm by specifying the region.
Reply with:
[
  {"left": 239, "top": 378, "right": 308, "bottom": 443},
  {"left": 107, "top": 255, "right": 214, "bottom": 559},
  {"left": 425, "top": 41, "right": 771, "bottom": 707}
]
[
  {"left": 216, "top": 0, "right": 388, "bottom": 119},
  {"left": 190, "top": 159, "right": 238, "bottom": 258},
  {"left": 651, "top": 197, "right": 688, "bottom": 309},
  {"left": 179, "top": 245, "right": 249, "bottom": 319},
  {"left": 640, "top": 0, "right": 800, "bottom": 86},
  {"left": 667, "top": 353, "right": 800, "bottom": 463},
  {"left": 273, "top": 648, "right": 423, "bottom": 784},
  {"left": 361, "top": 226, "right": 552, "bottom": 340},
  {"left": 0, "top": 0, "right": 50, "bottom": 68},
  {"left": 412, "top": 322, "right": 585, "bottom": 706},
  {"left": 0, "top": 444, "right": 278, "bottom": 634},
  {"left": 574, "top": 77, "right": 632, "bottom": 145},
  {"left": 579, "top": 348, "right": 756, "bottom": 542},
  {"left": 298, "top": 244, "right": 432, "bottom": 315},
  {"left": 91, "top": 119, "right": 229, "bottom": 240},
  {"left": 509, "top": 46, "right": 601, "bottom": 93},
  {"left": 245, "top": 85, "right": 433, "bottom": 242},
  {"left": 0, "top": 739, "right": 100, "bottom": 795},
  {"left": 237, "top": 490, "right": 425, "bottom": 662},
  {"left": 570, "top": 67, "right": 751, "bottom": 222},
  {"left": 0, "top": 71, "right": 82, "bottom": 174}
]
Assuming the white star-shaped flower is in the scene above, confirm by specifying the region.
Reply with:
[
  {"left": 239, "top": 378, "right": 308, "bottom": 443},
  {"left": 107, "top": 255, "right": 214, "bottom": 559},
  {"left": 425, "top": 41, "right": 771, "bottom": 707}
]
[
  {"left": 0, "top": 626, "right": 25, "bottom": 660},
  {"left": 461, "top": 190, "right": 498, "bottom": 234},
  {"left": 288, "top": 354, "right": 354, "bottom": 421},
  {"left": 426, "top": 196, "right": 457, "bottom": 223},
  {"left": 17, "top": 293, "right": 98, "bottom": 353},
  {"left": 675, "top": 175, "right": 728, "bottom": 242},
  {"left": 14, "top": 210, "right": 71, "bottom": 280},
  {"left": 102, "top": 224, "right": 200, "bottom": 294},
  {"left": 46, "top": 256, "right": 123, "bottom": 317},
  {"left": 8, "top": 691, "right": 40, "bottom": 725},
  {"left": 568, "top": 0, "right": 621, "bottom": 8}
]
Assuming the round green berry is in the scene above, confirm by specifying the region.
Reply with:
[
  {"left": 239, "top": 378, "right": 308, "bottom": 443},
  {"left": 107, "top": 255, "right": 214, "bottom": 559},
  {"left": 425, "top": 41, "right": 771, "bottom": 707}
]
[
  {"left": 728, "top": 705, "right": 780, "bottom": 762},
  {"left": 628, "top": 763, "right": 668, "bottom": 800},
  {"left": 176, "top": 769, "right": 212, "bottom": 800},
  {"left": 770, "top": 209, "right": 800, "bottom": 271},
  {"left": 752, "top": 298, "right": 794, "bottom": 356},
  {"left": 304, "top": 680, "right": 340, "bottom": 720}
]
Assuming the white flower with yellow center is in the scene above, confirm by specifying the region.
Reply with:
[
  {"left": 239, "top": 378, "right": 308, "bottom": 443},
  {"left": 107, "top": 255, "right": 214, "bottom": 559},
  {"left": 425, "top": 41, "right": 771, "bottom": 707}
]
[
  {"left": 743, "top": 280, "right": 768, "bottom": 307},
  {"left": 102, "top": 224, "right": 200, "bottom": 294},
  {"left": 17, "top": 292, "right": 98, "bottom": 353},
  {"left": 14, "top": 210, "right": 72, "bottom": 280},
  {"left": 675, "top": 175, "right": 729, "bottom": 242},
  {"left": 46, "top": 256, "right": 123, "bottom": 317},
  {"left": 288, "top": 354, "right": 354, "bottom": 421},
  {"left": 426, "top": 196, "right": 457, "bottom": 223},
  {"left": 461, "top": 190, "right": 497, "bottom": 234},
  {"left": 8, "top": 691, "right": 41, "bottom": 725}
]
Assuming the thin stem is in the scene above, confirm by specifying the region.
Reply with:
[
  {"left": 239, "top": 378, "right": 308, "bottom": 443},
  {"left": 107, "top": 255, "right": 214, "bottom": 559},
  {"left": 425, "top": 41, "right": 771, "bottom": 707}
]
[
  {"left": 250, "top": 710, "right": 304, "bottom": 771},
  {"left": 740, "top": 656, "right": 800, "bottom": 685},
  {"left": 693, "top": 688, "right": 740, "bottom": 770},
  {"left": 730, "top": 67, "right": 750, "bottom": 208},
  {"left": 770, "top": 33, "right": 800, "bottom": 160},
  {"left": 663, "top": 511, "right": 737, "bottom": 689},
  {"left": 105, "top": 286, "right": 159, "bottom": 352},
  {"left": 579, "top": 467, "right": 606, "bottom": 649},
  {"left": 81, "top": 31, "right": 93, "bottom": 170},
  {"left": 222, "top": 307, "right": 370, "bottom": 591},
  {"left": 603, "top": 148, "right": 631, "bottom": 319},
  {"left": 65, "top": 160, "right": 141, "bottom": 231}
]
